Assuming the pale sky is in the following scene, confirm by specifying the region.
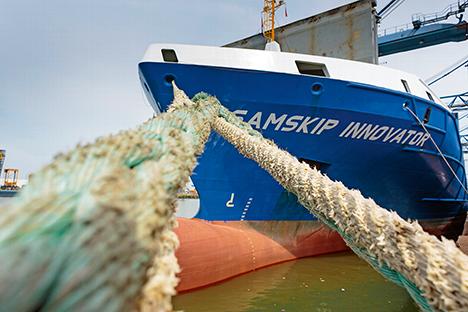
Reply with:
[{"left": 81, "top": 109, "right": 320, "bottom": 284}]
[{"left": 1, "top": 0, "right": 467, "bottom": 179}]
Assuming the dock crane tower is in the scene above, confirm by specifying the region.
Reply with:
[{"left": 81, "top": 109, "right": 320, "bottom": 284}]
[{"left": 261, "top": 0, "right": 286, "bottom": 50}]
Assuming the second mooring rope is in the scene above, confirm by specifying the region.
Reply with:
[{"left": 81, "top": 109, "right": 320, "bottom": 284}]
[{"left": 212, "top": 104, "right": 468, "bottom": 312}]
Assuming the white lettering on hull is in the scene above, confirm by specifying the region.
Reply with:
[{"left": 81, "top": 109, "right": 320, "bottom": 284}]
[
  {"left": 233, "top": 110, "right": 432, "bottom": 148},
  {"left": 262, "top": 113, "right": 287, "bottom": 131},
  {"left": 281, "top": 115, "right": 304, "bottom": 132}
]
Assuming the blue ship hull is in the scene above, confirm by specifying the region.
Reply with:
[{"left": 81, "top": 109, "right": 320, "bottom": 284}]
[{"left": 139, "top": 62, "right": 468, "bottom": 238}]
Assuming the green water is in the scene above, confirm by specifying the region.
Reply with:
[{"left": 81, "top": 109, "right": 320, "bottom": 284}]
[{"left": 173, "top": 252, "right": 418, "bottom": 312}]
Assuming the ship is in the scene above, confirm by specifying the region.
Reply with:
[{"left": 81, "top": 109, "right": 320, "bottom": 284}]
[
  {"left": 138, "top": 43, "right": 467, "bottom": 291},
  {"left": 136, "top": 1, "right": 468, "bottom": 293}
]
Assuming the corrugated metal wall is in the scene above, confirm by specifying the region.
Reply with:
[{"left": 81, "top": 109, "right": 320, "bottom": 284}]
[{"left": 225, "top": 0, "right": 378, "bottom": 64}]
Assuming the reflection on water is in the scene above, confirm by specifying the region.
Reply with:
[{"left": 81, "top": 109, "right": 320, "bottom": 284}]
[{"left": 174, "top": 252, "right": 418, "bottom": 312}]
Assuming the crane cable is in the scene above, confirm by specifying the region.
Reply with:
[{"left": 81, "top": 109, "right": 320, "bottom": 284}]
[
  {"left": 378, "top": 0, "right": 407, "bottom": 21},
  {"left": 427, "top": 55, "right": 468, "bottom": 85}
]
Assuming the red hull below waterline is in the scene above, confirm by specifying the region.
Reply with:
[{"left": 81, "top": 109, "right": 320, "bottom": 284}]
[
  {"left": 173, "top": 212, "right": 467, "bottom": 292},
  {"left": 174, "top": 218, "right": 348, "bottom": 292}
]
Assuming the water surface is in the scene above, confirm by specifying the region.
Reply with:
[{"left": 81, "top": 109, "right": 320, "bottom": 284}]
[
  {"left": 174, "top": 252, "right": 418, "bottom": 312},
  {"left": 0, "top": 196, "right": 419, "bottom": 311}
]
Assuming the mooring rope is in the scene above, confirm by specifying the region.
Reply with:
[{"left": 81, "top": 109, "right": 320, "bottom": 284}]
[
  {"left": 0, "top": 84, "right": 216, "bottom": 312},
  {"left": 0, "top": 86, "right": 466, "bottom": 311},
  {"left": 212, "top": 107, "right": 468, "bottom": 312}
]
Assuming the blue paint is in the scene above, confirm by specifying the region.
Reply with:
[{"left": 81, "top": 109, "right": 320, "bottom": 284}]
[
  {"left": 139, "top": 62, "right": 467, "bottom": 224},
  {"left": 378, "top": 22, "right": 468, "bottom": 56}
]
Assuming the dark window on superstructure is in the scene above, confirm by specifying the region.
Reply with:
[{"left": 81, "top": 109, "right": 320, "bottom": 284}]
[
  {"left": 401, "top": 79, "right": 411, "bottom": 93},
  {"left": 162, "top": 49, "right": 178, "bottom": 62},
  {"left": 426, "top": 91, "right": 434, "bottom": 102},
  {"left": 296, "top": 61, "right": 329, "bottom": 77}
]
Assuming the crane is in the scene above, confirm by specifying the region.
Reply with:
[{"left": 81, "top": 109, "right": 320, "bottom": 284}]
[
  {"left": 412, "top": 1, "right": 467, "bottom": 29},
  {"left": 2, "top": 168, "right": 20, "bottom": 190},
  {"left": 261, "top": 0, "right": 286, "bottom": 43},
  {"left": 378, "top": 1, "right": 468, "bottom": 56}
]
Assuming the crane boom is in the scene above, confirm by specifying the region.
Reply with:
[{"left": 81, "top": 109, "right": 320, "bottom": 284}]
[
  {"left": 412, "top": 1, "right": 467, "bottom": 28},
  {"left": 378, "top": 1, "right": 468, "bottom": 56}
]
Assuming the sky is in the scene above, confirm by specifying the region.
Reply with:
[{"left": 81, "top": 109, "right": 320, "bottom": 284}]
[{"left": 1, "top": 0, "right": 467, "bottom": 179}]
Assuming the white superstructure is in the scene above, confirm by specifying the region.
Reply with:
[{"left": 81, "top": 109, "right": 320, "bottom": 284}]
[{"left": 141, "top": 44, "right": 444, "bottom": 107}]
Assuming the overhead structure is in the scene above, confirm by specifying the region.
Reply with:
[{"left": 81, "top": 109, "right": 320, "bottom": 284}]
[
  {"left": 227, "top": 0, "right": 379, "bottom": 64},
  {"left": 443, "top": 91, "right": 468, "bottom": 109},
  {"left": 378, "top": 1, "right": 468, "bottom": 56},
  {"left": 229, "top": 1, "right": 467, "bottom": 60},
  {"left": 448, "top": 92, "right": 468, "bottom": 156},
  {"left": 441, "top": 92, "right": 468, "bottom": 156},
  {"left": 412, "top": 1, "right": 468, "bottom": 29}
]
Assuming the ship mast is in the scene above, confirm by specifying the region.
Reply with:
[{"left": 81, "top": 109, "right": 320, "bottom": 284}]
[{"left": 262, "top": 0, "right": 286, "bottom": 44}]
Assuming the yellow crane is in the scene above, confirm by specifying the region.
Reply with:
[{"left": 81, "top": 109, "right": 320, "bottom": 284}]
[
  {"left": 2, "top": 168, "right": 20, "bottom": 190},
  {"left": 262, "top": 0, "right": 286, "bottom": 43}
]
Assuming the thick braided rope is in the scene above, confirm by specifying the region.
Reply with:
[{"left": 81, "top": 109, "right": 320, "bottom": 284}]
[
  {"left": 2, "top": 85, "right": 466, "bottom": 312},
  {"left": 213, "top": 112, "right": 468, "bottom": 312},
  {"left": 0, "top": 84, "right": 217, "bottom": 312}
]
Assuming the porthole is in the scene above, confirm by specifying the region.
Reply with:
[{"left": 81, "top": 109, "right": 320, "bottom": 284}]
[{"left": 311, "top": 82, "right": 323, "bottom": 95}]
